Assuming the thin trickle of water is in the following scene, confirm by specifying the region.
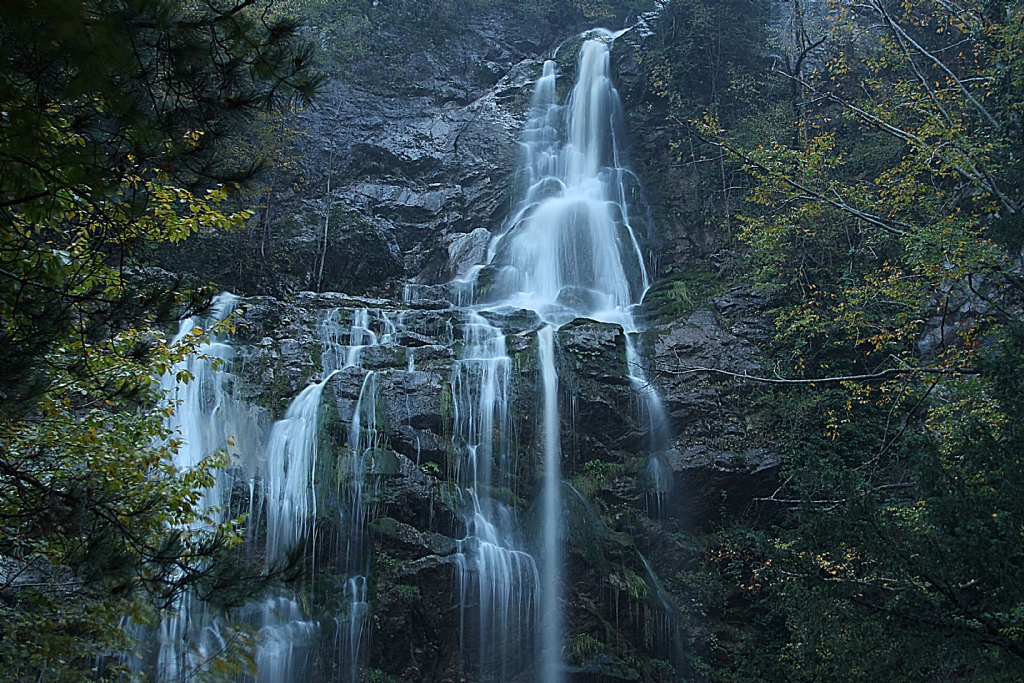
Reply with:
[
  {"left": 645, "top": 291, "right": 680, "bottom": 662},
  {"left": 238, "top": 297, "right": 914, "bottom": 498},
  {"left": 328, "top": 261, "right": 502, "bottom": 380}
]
[
  {"left": 346, "top": 309, "right": 377, "bottom": 367},
  {"left": 537, "top": 325, "right": 564, "bottom": 683},
  {"left": 639, "top": 554, "right": 682, "bottom": 666},
  {"left": 331, "top": 308, "right": 400, "bottom": 681},
  {"left": 624, "top": 333, "right": 673, "bottom": 517},
  {"left": 317, "top": 308, "right": 348, "bottom": 371},
  {"left": 343, "top": 576, "right": 371, "bottom": 683}
]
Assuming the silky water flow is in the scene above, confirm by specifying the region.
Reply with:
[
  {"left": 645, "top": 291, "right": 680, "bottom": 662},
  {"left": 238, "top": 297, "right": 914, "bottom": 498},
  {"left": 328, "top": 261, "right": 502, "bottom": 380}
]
[
  {"left": 452, "top": 30, "right": 673, "bottom": 682},
  {"left": 144, "top": 28, "right": 674, "bottom": 683},
  {"left": 142, "top": 292, "right": 269, "bottom": 681}
]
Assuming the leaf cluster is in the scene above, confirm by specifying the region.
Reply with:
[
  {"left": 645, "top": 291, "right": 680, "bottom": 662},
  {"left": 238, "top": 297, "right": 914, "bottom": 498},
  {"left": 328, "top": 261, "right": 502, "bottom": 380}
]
[{"left": 0, "top": 0, "right": 323, "bottom": 679}]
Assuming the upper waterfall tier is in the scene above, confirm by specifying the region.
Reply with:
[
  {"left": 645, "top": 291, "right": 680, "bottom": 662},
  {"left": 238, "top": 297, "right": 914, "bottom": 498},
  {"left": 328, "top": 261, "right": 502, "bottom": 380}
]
[{"left": 482, "top": 36, "right": 650, "bottom": 329}]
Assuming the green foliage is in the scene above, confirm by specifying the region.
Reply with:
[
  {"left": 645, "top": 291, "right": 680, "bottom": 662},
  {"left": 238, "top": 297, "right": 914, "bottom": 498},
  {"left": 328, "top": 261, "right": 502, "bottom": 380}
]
[
  {"left": 682, "top": 2, "right": 1024, "bottom": 680},
  {"left": 391, "top": 583, "right": 421, "bottom": 601},
  {"left": 717, "top": 327, "right": 1024, "bottom": 681},
  {"left": 631, "top": 0, "right": 779, "bottom": 252},
  {"left": 641, "top": 0, "right": 773, "bottom": 121},
  {"left": 568, "top": 632, "right": 609, "bottom": 663},
  {"left": 0, "top": 0, "right": 321, "bottom": 680},
  {"left": 419, "top": 460, "right": 442, "bottom": 476},
  {"left": 643, "top": 265, "right": 725, "bottom": 319},
  {"left": 0, "top": 0, "right": 320, "bottom": 413},
  {"left": 0, "top": 321, "right": 249, "bottom": 681}
]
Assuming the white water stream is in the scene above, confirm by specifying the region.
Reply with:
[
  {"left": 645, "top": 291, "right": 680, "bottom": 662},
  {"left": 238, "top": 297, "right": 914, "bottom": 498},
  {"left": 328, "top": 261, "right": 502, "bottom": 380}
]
[
  {"left": 452, "top": 311, "right": 539, "bottom": 681},
  {"left": 461, "top": 32, "right": 667, "bottom": 681},
  {"left": 149, "top": 293, "right": 258, "bottom": 681},
  {"left": 147, "top": 27, "right": 671, "bottom": 683}
]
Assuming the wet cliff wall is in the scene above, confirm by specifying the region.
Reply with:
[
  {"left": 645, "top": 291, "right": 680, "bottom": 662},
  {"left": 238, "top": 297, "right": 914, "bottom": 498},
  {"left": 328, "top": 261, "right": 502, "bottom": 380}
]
[{"left": 152, "top": 2, "right": 786, "bottom": 681}]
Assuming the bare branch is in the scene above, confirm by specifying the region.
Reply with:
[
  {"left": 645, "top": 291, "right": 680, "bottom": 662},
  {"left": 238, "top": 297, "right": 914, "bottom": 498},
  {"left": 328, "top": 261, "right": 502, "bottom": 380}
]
[
  {"left": 657, "top": 364, "right": 976, "bottom": 384},
  {"left": 869, "top": 0, "right": 1001, "bottom": 131}
]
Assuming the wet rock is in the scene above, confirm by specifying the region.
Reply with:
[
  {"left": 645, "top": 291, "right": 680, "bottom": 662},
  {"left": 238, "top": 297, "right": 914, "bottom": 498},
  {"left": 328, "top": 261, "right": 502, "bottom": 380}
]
[
  {"left": 326, "top": 366, "right": 374, "bottom": 433},
  {"left": 561, "top": 318, "right": 621, "bottom": 349},
  {"left": 370, "top": 553, "right": 460, "bottom": 683},
  {"left": 376, "top": 369, "right": 452, "bottom": 465},
  {"left": 352, "top": 182, "right": 461, "bottom": 222},
  {"left": 557, "top": 319, "right": 643, "bottom": 462},
  {"left": 442, "top": 227, "right": 491, "bottom": 279},
  {"left": 369, "top": 516, "right": 458, "bottom": 559},
  {"left": 398, "top": 330, "right": 435, "bottom": 347},
  {"left": 158, "top": 35, "right": 542, "bottom": 297},
  {"left": 645, "top": 309, "right": 761, "bottom": 440},
  {"left": 378, "top": 453, "right": 457, "bottom": 535},
  {"left": 666, "top": 445, "right": 782, "bottom": 531},
  {"left": 406, "top": 344, "right": 456, "bottom": 365},
  {"left": 354, "top": 344, "right": 410, "bottom": 370},
  {"left": 477, "top": 307, "right": 543, "bottom": 333},
  {"left": 712, "top": 286, "right": 768, "bottom": 316}
]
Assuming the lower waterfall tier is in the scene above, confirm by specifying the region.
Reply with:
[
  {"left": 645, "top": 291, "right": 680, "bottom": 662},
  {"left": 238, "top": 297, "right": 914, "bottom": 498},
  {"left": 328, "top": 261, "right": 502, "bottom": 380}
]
[{"left": 136, "top": 291, "right": 773, "bottom": 683}]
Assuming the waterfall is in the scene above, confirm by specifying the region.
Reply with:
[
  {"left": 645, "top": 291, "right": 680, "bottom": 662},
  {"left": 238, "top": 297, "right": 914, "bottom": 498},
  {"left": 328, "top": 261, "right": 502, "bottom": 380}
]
[
  {"left": 463, "top": 30, "right": 670, "bottom": 680},
  {"left": 537, "top": 326, "right": 564, "bottom": 683},
  {"left": 162, "top": 292, "right": 240, "bottom": 512},
  {"left": 341, "top": 367, "right": 379, "bottom": 682},
  {"left": 253, "top": 370, "right": 339, "bottom": 682},
  {"left": 263, "top": 376, "right": 334, "bottom": 568},
  {"left": 333, "top": 308, "right": 396, "bottom": 681},
  {"left": 151, "top": 292, "right": 243, "bottom": 681},
  {"left": 486, "top": 35, "right": 650, "bottom": 330},
  {"left": 146, "top": 26, "right": 673, "bottom": 683},
  {"left": 256, "top": 307, "right": 393, "bottom": 683},
  {"left": 452, "top": 312, "right": 539, "bottom": 681}
]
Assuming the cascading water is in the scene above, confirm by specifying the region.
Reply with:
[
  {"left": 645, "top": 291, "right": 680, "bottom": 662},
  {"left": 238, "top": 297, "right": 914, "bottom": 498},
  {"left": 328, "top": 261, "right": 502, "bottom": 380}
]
[
  {"left": 341, "top": 364, "right": 381, "bottom": 682},
  {"left": 254, "top": 306, "right": 395, "bottom": 683},
  {"left": 252, "top": 349, "right": 340, "bottom": 682},
  {"left": 263, "top": 377, "right": 335, "bottom": 569},
  {"left": 151, "top": 292, "right": 242, "bottom": 682},
  {"left": 485, "top": 34, "right": 649, "bottom": 329},
  {"left": 326, "top": 307, "right": 400, "bottom": 681},
  {"left": 147, "top": 26, "right": 675, "bottom": 683},
  {"left": 451, "top": 312, "right": 539, "bottom": 681},
  {"left": 461, "top": 30, "right": 672, "bottom": 680},
  {"left": 537, "top": 325, "right": 564, "bottom": 683}
]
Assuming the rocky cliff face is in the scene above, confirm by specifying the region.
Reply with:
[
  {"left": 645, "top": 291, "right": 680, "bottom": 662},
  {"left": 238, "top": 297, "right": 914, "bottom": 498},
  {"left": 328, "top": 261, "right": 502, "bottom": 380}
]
[
  {"left": 164, "top": 9, "right": 569, "bottom": 298},
  {"left": 160, "top": 5, "right": 779, "bottom": 682},
  {"left": 219, "top": 287, "right": 777, "bottom": 682}
]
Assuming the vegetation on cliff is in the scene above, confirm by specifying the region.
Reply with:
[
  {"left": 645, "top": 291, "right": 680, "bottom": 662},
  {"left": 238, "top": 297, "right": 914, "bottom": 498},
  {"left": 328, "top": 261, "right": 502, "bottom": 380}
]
[
  {"left": 640, "top": 1, "right": 1024, "bottom": 680},
  {"left": 0, "top": 1, "right": 319, "bottom": 679}
]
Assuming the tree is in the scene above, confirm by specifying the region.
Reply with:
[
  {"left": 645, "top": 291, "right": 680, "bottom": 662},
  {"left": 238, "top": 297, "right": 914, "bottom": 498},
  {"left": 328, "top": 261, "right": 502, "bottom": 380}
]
[
  {"left": 694, "top": 1, "right": 1024, "bottom": 680},
  {"left": 0, "top": 0, "right": 319, "bottom": 412},
  {"left": 0, "top": 0, "right": 320, "bottom": 679}
]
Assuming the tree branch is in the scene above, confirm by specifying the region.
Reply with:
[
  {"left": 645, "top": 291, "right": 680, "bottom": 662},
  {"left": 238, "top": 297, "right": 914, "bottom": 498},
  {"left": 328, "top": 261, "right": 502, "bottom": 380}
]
[{"left": 657, "top": 364, "right": 976, "bottom": 384}]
